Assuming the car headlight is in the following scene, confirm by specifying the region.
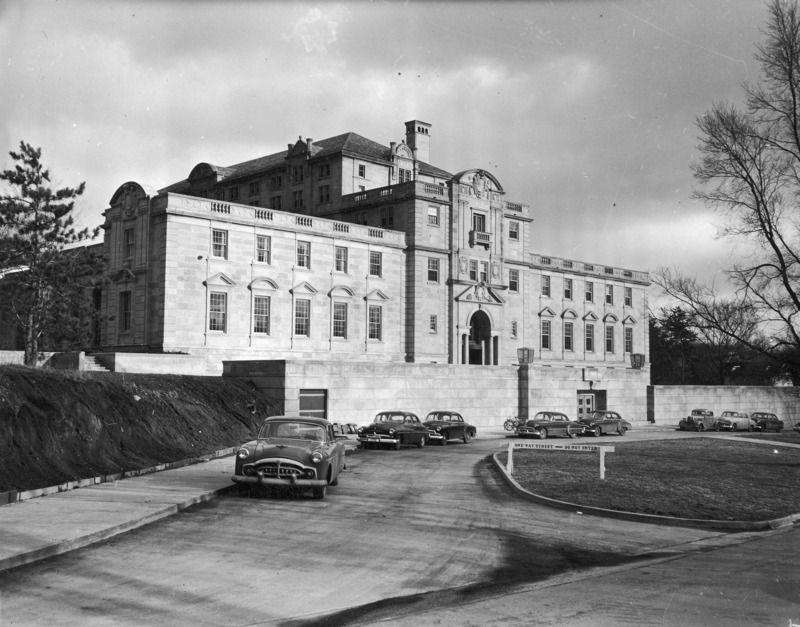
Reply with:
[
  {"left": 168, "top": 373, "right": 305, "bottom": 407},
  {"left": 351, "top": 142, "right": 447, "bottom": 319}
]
[
  {"left": 388, "top": 429, "right": 395, "bottom": 435},
  {"left": 357, "top": 427, "right": 364, "bottom": 434},
  {"left": 435, "top": 426, "right": 442, "bottom": 432},
  {"left": 311, "top": 451, "right": 324, "bottom": 464},
  {"left": 237, "top": 448, "right": 250, "bottom": 460}
]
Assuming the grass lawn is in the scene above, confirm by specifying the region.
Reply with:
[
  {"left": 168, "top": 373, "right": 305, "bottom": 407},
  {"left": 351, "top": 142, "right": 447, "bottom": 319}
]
[{"left": 499, "top": 438, "right": 800, "bottom": 521}]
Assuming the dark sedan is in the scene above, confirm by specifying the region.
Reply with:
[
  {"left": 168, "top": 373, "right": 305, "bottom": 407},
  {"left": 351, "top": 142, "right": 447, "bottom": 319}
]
[
  {"left": 578, "top": 410, "right": 632, "bottom": 437},
  {"left": 516, "top": 411, "right": 584, "bottom": 439},
  {"left": 357, "top": 411, "right": 430, "bottom": 449},
  {"left": 751, "top": 412, "right": 784, "bottom": 432},
  {"left": 424, "top": 410, "right": 477, "bottom": 445},
  {"left": 232, "top": 415, "right": 346, "bottom": 500}
]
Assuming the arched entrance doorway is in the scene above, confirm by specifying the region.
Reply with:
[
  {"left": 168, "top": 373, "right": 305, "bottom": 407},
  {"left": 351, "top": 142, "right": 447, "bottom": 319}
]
[{"left": 468, "top": 310, "right": 495, "bottom": 365}]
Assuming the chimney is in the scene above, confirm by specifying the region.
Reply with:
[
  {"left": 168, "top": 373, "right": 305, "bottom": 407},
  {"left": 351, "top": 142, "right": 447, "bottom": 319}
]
[
  {"left": 404, "top": 120, "right": 431, "bottom": 164},
  {"left": 306, "top": 138, "right": 314, "bottom": 153}
]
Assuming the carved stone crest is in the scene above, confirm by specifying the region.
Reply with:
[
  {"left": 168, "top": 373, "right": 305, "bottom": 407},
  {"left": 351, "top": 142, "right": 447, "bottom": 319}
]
[{"left": 472, "top": 171, "right": 487, "bottom": 198}]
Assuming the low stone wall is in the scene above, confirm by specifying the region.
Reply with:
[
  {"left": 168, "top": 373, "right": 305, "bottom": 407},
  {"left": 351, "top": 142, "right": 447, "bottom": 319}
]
[
  {"left": 224, "top": 360, "right": 520, "bottom": 428},
  {"left": 92, "top": 352, "right": 216, "bottom": 376},
  {"left": 649, "top": 385, "right": 800, "bottom": 428}
]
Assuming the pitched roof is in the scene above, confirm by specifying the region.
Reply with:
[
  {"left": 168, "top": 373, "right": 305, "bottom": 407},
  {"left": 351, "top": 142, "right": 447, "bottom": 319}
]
[{"left": 159, "top": 130, "right": 453, "bottom": 194}]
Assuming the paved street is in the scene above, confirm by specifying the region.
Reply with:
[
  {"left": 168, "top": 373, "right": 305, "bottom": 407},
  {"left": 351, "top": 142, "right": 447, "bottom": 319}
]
[{"left": 0, "top": 430, "right": 798, "bottom": 625}]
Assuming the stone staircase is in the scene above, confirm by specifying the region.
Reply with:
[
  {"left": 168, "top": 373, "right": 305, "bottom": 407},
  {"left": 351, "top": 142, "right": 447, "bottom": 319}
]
[{"left": 83, "top": 355, "right": 110, "bottom": 372}]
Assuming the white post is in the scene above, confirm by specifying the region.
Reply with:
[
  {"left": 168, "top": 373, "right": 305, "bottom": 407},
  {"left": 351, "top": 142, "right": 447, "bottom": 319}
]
[
  {"left": 507, "top": 442, "right": 514, "bottom": 475},
  {"left": 599, "top": 448, "right": 606, "bottom": 480}
]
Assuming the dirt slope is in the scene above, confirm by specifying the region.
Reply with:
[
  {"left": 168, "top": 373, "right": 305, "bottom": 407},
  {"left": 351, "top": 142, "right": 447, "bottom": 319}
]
[{"left": 0, "top": 365, "right": 280, "bottom": 493}]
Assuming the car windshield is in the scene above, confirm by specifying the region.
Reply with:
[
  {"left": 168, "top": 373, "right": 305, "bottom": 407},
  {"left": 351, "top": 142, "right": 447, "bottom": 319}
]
[
  {"left": 258, "top": 421, "right": 325, "bottom": 441},
  {"left": 376, "top": 413, "right": 415, "bottom": 423},
  {"left": 427, "top": 413, "right": 458, "bottom": 421}
]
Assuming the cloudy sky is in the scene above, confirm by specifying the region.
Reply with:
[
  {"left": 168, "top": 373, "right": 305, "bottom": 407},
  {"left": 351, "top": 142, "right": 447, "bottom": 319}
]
[{"left": 0, "top": 0, "right": 771, "bottom": 289}]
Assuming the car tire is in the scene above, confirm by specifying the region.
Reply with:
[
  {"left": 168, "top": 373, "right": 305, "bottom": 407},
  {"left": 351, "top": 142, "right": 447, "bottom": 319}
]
[
  {"left": 417, "top": 436, "right": 425, "bottom": 448},
  {"left": 538, "top": 429, "right": 548, "bottom": 440},
  {"left": 440, "top": 435, "right": 447, "bottom": 446},
  {"left": 593, "top": 427, "right": 601, "bottom": 437},
  {"left": 618, "top": 427, "right": 626, "bottom": 436},
  {"left": 313, "top": 486, "right": 326, "bottom": 499},
  {"left": 699, "top": 424, "right": 706, "bottom": 432},
  {"left": 568, "top": 430, "right": 577, "bottom": 439},
  {"left": 394, "top": 440, "right": 401, "bottom": 450},
  {"left": 463, "top": 430, "right": 471, "bottom": 444},
  {"left": 329, "top": 469, "right": 338, "bottom": 486},
  {"left": 732, "top": 424, "right": 738, "bottom": 431}
]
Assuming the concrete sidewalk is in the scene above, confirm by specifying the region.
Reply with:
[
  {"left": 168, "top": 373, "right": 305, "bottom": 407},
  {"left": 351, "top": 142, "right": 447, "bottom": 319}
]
[{"left": 0, "top": 455, "right": 238, "bottom": 573}]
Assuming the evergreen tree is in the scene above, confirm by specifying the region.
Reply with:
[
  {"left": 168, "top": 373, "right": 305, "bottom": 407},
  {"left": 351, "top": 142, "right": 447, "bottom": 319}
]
[{"left": 0, "top": 141, "right": 103, "bottom": 365}]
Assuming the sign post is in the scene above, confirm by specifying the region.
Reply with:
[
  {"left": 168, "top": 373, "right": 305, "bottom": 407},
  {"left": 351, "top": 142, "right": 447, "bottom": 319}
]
[{"left": 507, "top": 441, "right": 615, "bottom": 479}]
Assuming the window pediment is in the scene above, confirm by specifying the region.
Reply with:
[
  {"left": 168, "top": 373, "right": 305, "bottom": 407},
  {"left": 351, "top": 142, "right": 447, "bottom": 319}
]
[
  {"left": 539, "top": 306, "right": 556, "bottom": 318},
  {"left": 603, "top": 313, "right": 619, "bottom": 323},
  {"left": 583, "top": 311, "right": 599, "bottom": 321},
  {"left": 329, "top": 285, "right": 355, "bottom": 298},
  {"left": 623, "top": 315, "right": 637, "bottom": 325},
  {"left": 562, "top": 309, "right": 578, "bottom": 320},
  {"left": 249, "top": 277, "right": 278, "bottom": 291},
  {"left": 204, "top": 272, "right": 236, "bottom": 287},
  {"left": 365, "top": 289, "right": 389, "bottom": 302},
  {"left": 291, "top": 281, "right": 318, "bottom": 295}
]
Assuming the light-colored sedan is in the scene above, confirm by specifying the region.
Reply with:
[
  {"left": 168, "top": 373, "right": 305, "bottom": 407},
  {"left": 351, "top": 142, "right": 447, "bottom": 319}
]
[{"left": 714, "top": 411, "right": 756, "bottom": 432}]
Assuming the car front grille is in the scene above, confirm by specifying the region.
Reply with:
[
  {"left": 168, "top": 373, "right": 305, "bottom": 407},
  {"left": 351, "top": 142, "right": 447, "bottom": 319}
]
[{"left": 255, "top": 461, "right": 314, "bottom": 479}]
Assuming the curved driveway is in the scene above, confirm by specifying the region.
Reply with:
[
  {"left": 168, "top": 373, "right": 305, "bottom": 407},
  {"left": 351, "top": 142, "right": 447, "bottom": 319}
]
[{"left": 0, "top": 432, "right": 797, "bottom": 625}]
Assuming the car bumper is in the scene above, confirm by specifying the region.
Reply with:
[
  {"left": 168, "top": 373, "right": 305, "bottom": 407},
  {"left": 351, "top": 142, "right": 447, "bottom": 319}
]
[
  {"left": 516, "top": 428, "right": 540, "bottom": 436},
  {"left": 427, "top": 432, "right": 445, "bottom": 441},
  {"left": 357, "top": 435, "right": 399, "bottom": 445},
  {"left": 232, "top": 475, "right": 327, "bottom": 487}
]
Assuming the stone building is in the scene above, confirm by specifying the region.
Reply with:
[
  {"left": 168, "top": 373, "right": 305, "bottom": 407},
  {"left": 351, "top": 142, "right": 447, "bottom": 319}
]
[{"left": 98, "top": 119, "right": 650, "bottom": 423}]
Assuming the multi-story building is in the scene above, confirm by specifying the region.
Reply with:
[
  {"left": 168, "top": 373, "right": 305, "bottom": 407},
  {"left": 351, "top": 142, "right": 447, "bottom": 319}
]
[{"left": 98, "top": 119, "right": 649, "bottom": 421}]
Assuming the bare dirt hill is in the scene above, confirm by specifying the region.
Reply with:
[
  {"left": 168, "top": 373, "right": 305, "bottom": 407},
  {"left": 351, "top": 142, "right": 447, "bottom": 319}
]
[{"left": 0, "top": 365, "right": 280, "bottom": 493}]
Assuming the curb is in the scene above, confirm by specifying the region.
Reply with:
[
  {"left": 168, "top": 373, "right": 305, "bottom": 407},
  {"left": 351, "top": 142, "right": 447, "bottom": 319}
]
[{"left": 491, "top": 452, "right": 800, "bottom": 532}]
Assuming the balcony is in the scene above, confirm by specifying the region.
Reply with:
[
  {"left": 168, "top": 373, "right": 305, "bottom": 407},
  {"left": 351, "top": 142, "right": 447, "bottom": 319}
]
[{"left": 470, "top": 230, "right": 491, "bottom": 248}]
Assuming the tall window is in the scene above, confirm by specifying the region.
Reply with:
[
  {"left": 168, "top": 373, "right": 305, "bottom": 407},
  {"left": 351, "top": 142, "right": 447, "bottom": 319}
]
[
  {"left": 469, "top": 259, "right": 478, "bottom": 281},
  {"left": 625, "top": 326, "right": 633, "bottom": 353},
  {"left": 564, "top": 278, "right": 573, "bottom": 300},
  {"left": 368, "top": 305, "right": 382, "bottom": 340},
  {"left": 293, "top": 166, "right": 304, "bottom": 183},
  {"left": 428, "top": 258, "right": 440, "bottom": 282},
  {"left": 256, "top": 235, "right": 271, "bottom": 263},
  {"left": 229, "top": 187, "right": 239, "bottom": 201},
  {"left": 624, "top": 286, "right": 633, "bottom": 307},
  {"left": 209, "top": 292, "right": 227, "bottom": 332},
  {"left": 430, "top": 315, "right": 438, "bottom": 333},
  {"left": 472, "top": 212, "right": 486, "bottom": 232},
  {"left": 296, "top": 241, "right": 310, "bottom": 268},
  {"left": 358, "top": 164, "right": 366, "bottom": 178},
  {"left": 249, "top": 181, "right": 260, "bottom": 195},
  {"left": 381, "top": 207, "right": 394, "bottom": 228},
  {"left": 319, "top": 163, "right": 330, "bottom": 178},
  {"left": 335, "top": 246, "right": 348, "bottom": 273},
  {"left": 542, "top": 275, "right": 551, "bottom": 297},
  {"left": 294, "top": 299, "right": 310, "bottom": 336},
  {"left": 399, "top": 168, "right": 412, "bottom": 182},
  {"left": 605, "top": 285, "right": 614, "bottom": 305},
  {"left": 564, "top": 321, "right": 573, "bottom": 351},
  {"left": 333, "top": 302, "right": 347, "bottom": 338},
  {"left": 511, "top": 321, "right": 518, "bottom": 338},
  {"left": 585, "top": 281, "right": 594, "bottom": 302},
  {"left": 585, "top": 324, "right": 595, "bottom": 352},
  {"left": 253, "top": 295, "right": 270, "bottom": 334},
  {"left": 541, "top": 319, "right": 551, "bottom": 350},
  {"left": 318, "top": 184, "right": 330, "bottom": 204},
  {"left": 119, "top": 291, "right": 132, "bottom": 332},
  {"left": 271, "top": 196, "right": 282, "bottom": 211},
  {"left": 509, "top": 269, "right": 519, "bottom": 293},
  {"left": 124, "top": 228, "right": 135, "bottom": 261},
  {"left": 369, "top": 251, "right": 382, "bottom": 277},
  {"left": 271, "top": 175, "right": 282, "bottom": 189},
  {"left": 508, "top": 221, "right": 519, "bottom": 241},
  {"left": 212, "top": 229, "right": 228, "bottom": 259},
  {"left": 479, "top": 261, "right": 489, "bottom": 283},
  {"left": 293, "top": 190, "right": 304, "bottom": 209},
  {"left": 605, "top": 325, "right": 615, "bottom": 353},
  {"left": 427, "top": 205, "right": 440, "bottom": 226}
]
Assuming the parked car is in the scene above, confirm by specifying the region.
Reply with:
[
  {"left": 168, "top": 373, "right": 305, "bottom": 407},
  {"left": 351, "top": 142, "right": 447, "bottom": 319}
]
[
  {"left": 516, "top": 411, "right": 584, "bottom": 439},
  {"left": 423, "top": 410, "right": 477, "bottom": 445},
  {"left": 357, "top": 411, "right": 429, "bottom": 449},
  {"left": 793, "top": 422, "right": 800, "bottom": 435},
  {"left": 751, "top": 412, "right": 784, "bottom": 432},
  {"left": 714, "top": 411, "right": 755, "bottom": 432},
  {"left": 679, "top": 409, "right": 715, "bottom": 431},
  {"left": 578, "top": 410, "right": 632, "bottom": 437},
  {"left": 232, "top": 415, "right": 346, "bottom": 500}
]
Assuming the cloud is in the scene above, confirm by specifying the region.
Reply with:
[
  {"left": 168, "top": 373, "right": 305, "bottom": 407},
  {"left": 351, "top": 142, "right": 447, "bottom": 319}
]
[{"left": 284, "top": 5, "right": 350, "bottom": 54}]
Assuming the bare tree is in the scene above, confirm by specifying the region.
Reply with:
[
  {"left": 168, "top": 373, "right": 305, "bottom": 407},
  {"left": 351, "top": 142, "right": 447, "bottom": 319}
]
[{"left": 657, "top": 0, "right": 800, "bottom": 375}]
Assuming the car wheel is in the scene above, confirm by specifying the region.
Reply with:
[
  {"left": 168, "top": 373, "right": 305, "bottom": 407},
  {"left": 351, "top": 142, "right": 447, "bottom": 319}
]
[
  {"left": 538, "top": 429, "right": 548, "bottom": 440},
  {"left": 568, "top": 430, "right": 577, "bottom": 439},
  {"left": 394, "top": 440, "right": 401, "bottom": 450},
  {"left": 417, "top": 436, "right": 425, "bottom": 448},
  {"left": 699, "top": 424, "right": 706, "bottom": 432},
  {"left": 732, "top": 424, "right": 738, "bottom": 431},
  {"left": 329, "top": 469, "right": 338, "bottom": 487},
  {"left": 463, "top": 430, "right": 471, "bottom": 444},
  {"left": 776, "top": 428, "right": 782, "bottom": 433},
  {"left": 715, "top": 424, "right": 720, "bottom": 431},
  {"left": 313, "top": 486, "right": 326, "bottom": 499},
  {"left": 593, "top": 427, "right": 601, "bottom": 437},
  {"left": 440, "top": 435, "right": 447, "bottom": 446},
  {"left": 618, "top": 426, "right": 626, "bottom": 436}
]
